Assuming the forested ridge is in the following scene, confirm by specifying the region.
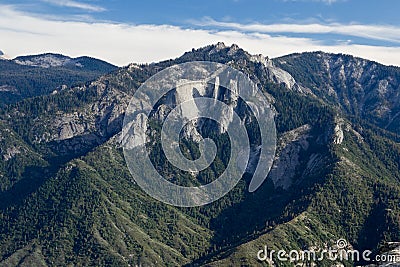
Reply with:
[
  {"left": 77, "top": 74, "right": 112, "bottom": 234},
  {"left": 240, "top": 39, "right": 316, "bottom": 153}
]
[{"left": 0, "top": 44, "right": 399, "bottom": 266}]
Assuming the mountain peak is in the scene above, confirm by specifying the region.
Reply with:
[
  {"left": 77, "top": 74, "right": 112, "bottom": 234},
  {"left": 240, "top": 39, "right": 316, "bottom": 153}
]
[
  {"left": 13, "top": 53, "right": 74, "bottom": 68},
  {"left": 178, "top": 42, "right": 252, "bottom": 65},
  {"left": 11, "top": 53, "right": 117, "bottom": 71},
  {"left": 215, "top": 41, "right": 227, "bottom": 50},
  {"left": 210, "top": 42, "right": 242, "bottom": 55},
  {"left": 1, "top": 44, "right": 400, "bottom": 266}
]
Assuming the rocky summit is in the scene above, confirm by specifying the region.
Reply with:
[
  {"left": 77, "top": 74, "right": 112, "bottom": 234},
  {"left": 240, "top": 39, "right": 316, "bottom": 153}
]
[{"left": 0, "top": 43, "right": 399, "bottom": 266}]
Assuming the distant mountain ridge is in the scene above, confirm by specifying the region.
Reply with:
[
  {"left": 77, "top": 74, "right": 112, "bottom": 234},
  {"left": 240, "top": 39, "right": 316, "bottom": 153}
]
[
  {"left": 0, "top": 53, "right": 117, "bottom": 106},
  {"left": 13, "top": 53, "right": 116, "bottom": 71},
  {"left": 14, "top": 53, "right": 80, "bottom": 68}
]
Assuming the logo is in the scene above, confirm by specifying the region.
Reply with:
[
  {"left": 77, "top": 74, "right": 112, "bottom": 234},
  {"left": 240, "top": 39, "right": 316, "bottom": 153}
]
[
  {"left": 121, "top": 61, "right": 276, "bottom": 207},
  {"left": 336, "top": 238, "right": 348, "bottom": 249},
  {"left": 256, "top": 239, "right": 400, "bottom": 265}
]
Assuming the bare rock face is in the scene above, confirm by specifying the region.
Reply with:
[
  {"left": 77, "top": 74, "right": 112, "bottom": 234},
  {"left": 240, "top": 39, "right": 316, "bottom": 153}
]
[
  {"left": 268, "top": 124, "right": 311, "bottom": 190},
  {"left": 3, "top": 146, "right": 21, "bottom": 161},
  {"left": 56, "top": 113, "right": 92, "bottom": 141},
  {"left": 8, "top": 44, "right": 328, "bottom": 160},
  {"left": 26, "top": 78, "right": 131, "bottom": 155},
  {"left": 333, "top": 119, "right": 344, "bottom": 145},
  {"left": 251, "top": 54, "right": 296, "bottom": 89},
  {"left": 250, "top": 54, "right": 312, "bottom": 94},
  {"left": 330, "top": 117, "right": 365, "bottom": 146},
  {"left": 153, "top": 77, "right": 243, "bottom": 140},
  {"left": 120, "top": 113, "right": 148, "bottom": 150}
]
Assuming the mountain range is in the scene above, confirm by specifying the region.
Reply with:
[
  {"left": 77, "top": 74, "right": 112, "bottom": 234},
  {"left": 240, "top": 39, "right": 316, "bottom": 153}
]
[
  {"left": 0, "top": 43, "right": 399, "bottom": 266},
  {"left": 0, "top": 53, "right": 117, "bottom": 106}
]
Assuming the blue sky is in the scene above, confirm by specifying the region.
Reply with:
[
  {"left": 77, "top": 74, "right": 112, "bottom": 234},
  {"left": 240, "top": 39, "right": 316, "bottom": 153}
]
[{"left": 1, "top": 0, "right": 400, "bottom": 66}]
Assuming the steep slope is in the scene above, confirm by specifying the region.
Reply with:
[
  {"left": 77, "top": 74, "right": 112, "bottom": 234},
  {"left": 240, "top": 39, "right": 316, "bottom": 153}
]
[
  {"left": 274, "top": 52, "right": 400, "bottom": 133},
  {"left": 0, "top": 54, "right": 117, "bottom": 106},
  {"left": 0, "top": 121, "right": 48, "bottom": 194},
  {"left": 202, "top": 118, "right": 400, "bottom": 266},
  {"left": 0, "top": 136, "right": 214, "bottom": 266},
  {"left": 0, "top": 43, "right": 399, "bottom": 266}
]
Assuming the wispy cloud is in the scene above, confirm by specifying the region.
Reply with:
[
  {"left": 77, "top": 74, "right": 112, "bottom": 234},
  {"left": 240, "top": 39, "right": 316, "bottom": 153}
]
[
  {"left": 193, "top": 17, "right": 400, "bottom": 44},
  {"left": 282, "top": 0, "right": 344, "bottom": 4},
  {"left": 42, "top": 0, "right": 106, "bottom": 12},
  {"left": 322, "top": 0, "right": 340, "bottom": 3},
  {"left": 1, "top": 5, "right": 400, "bottom": 66}
]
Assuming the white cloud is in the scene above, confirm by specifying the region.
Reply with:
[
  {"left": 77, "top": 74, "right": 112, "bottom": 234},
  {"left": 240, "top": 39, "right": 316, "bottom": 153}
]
[
  {"left": 0, "top": 5, "right": 399, "bottom": 66},
  {"left": 194, "top": 18, "right": 400, "bottom": 44},
  {"left": 282, "top": 0, "right": 344, "bottom": 4},
  {"left": 42, "top": 0, "right": 106, "bottom": 12}
]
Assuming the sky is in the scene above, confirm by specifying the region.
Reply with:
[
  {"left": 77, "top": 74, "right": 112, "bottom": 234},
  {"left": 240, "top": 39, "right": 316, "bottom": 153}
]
[{"left": 1, "top": 0, "right": 400, "bottom": 66}]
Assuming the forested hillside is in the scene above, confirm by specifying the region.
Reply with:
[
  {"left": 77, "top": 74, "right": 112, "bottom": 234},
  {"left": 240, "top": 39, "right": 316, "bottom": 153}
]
[
  {"left": 0, "top": 54, "right": 117, "bottom": 106},
  {"left": 0, "top": 43, "right": 399, "bottom": 266}
]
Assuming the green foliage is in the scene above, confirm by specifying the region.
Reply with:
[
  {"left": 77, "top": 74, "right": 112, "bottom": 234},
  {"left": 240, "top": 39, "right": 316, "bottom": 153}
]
[
  {"left": 0, "top": 56, "right": 116, "bottom": 106},
  {"left": 1, "top": 46, "right": 400, "bottom": 266},
  {"left": 275, "top": 52, "right": 400, "bottom": 134}
]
